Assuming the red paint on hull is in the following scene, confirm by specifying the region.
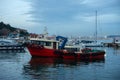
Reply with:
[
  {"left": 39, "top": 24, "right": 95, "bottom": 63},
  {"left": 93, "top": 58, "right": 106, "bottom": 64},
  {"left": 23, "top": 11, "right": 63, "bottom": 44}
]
[
  {"left": 62, "top": 52, "right": 105, "bottom": 60},
  {"left": 27, "top": 46, "right": 62, "bottom": 58},
  {"left": 27, "top": 46, "right": 105, "bottom": 60}
]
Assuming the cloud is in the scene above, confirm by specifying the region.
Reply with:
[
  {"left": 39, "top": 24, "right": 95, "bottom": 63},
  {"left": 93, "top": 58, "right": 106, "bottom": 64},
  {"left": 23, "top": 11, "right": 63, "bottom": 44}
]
[
  {"left": 73, "top": 13, "right": 120, "bottom": 24},
  {"left": 23, "top": 0, "right": 120, "bottom": 35},
  {"left": 1, "top": 0, "right": 119, "bottom": 36},
  {"left": 0, "top": 0, "right": 35, "bottom": 28},
  {"left": 25, "top": 0, "right": 120, "bottom": 23},
  {"left": 73, "top": 0, "right": 119, "bottom": 7},
  {"left": 100, "top": 14, "right": 120, "bottom": 23}
]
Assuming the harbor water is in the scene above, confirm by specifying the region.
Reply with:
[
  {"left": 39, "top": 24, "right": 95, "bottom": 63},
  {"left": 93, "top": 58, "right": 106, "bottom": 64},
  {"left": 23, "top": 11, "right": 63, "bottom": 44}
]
[{"left": 0, "top": 47, "right": 120, "bottom": 80}]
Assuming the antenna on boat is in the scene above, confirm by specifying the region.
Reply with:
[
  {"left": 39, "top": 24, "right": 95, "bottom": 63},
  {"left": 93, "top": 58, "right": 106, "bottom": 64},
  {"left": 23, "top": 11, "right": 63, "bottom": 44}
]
[{"left": 43, "top": 26, "right": 48, "bottom": 38}]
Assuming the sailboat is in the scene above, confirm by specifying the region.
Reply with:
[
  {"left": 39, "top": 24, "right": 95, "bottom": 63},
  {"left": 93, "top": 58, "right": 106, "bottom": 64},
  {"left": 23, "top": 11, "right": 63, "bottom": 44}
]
[{"left": 83, "top": 11, "right": 104, "bottom": 47}]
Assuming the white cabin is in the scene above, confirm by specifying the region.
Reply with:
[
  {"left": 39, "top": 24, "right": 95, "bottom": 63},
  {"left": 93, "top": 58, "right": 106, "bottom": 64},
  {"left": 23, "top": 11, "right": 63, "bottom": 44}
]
[{"left": 29, "top": 38, "right": 59, "bottom": 49}]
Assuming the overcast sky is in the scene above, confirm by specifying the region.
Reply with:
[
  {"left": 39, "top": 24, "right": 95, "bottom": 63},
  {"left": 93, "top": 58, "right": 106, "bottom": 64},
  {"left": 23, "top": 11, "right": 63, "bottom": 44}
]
[{"left": 0, "top": 0, "right": 120, "bottom": 36}]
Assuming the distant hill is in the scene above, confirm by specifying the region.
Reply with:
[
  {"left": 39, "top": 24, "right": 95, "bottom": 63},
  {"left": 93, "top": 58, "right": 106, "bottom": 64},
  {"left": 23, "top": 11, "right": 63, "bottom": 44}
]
[{"left": 0, "top": 21, "right": 29, "bottom": 37}]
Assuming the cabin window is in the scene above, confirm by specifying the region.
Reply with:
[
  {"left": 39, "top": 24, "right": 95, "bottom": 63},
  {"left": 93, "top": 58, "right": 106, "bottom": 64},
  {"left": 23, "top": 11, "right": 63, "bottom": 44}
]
[
  {"left": 31, "top": 40, "right": 44, "bottom": 45},
  {"left": 34, "top": 41, "right": 39, "bottom": 44},
  {"left": 31, "top": 40, "right": 34, "bottom": 43},
  {"left": 35, "top": 41, "right": 38, "bottom": 44},
  {"left": 53, "top": 42, "right": 56, "bottom": 49},
  {"left": 39, "top": 41, "right": 44, "bottom": 45},
  {"left": 45, "top": 42, "right": 51, "bottom": 46}
]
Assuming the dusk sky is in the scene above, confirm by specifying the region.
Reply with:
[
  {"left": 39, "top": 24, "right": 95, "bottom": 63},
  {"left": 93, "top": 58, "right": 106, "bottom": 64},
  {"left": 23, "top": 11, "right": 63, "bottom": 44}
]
[{"left": 0, "top": 0, "right": 120, "bottom": 36}]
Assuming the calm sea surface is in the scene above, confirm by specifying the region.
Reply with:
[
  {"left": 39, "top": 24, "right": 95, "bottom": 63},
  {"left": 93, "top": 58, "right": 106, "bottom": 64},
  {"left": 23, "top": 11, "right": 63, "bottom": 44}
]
[{"left": 0, "top": 47, "right": 120, "bottom": 80}]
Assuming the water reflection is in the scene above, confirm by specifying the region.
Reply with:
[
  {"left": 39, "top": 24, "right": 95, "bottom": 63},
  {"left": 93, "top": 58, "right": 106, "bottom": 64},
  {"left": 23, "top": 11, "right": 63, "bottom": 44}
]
[
  {"left": 112, "top": 47, "right": 120, "bottom": 54},
  {"left": 0, "top": 47, "right": 120, "bottom": 80},
  {"left": 23, "top": 57, "right": 105, "bottom": 80},
  {"left": 0, "top": 50, "right": 29, "bottom": 80},
  {"left": 28, "top": 57, "right": 105, "bottom": 67},
  {"left": 0, "top": 50, "right": 26, "bottom": 62}
]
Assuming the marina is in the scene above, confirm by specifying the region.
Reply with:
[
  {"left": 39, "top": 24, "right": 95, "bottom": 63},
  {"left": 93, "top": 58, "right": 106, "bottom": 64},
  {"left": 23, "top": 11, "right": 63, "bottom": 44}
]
[
  {"left": 0, "top": 0, "right": 119, "bottom": 80},
  {"left": 0, "top": 25, "right": 119, "bottom": 80}
]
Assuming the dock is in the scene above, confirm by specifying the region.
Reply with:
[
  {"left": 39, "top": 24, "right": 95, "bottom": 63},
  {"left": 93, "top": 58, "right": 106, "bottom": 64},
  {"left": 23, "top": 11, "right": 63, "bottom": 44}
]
[
  {"left": 103, "top": 43, "right": 119, "bottom": 47},
  {"left": 0, "top": 45, "right": 25, "bottom": 50}
]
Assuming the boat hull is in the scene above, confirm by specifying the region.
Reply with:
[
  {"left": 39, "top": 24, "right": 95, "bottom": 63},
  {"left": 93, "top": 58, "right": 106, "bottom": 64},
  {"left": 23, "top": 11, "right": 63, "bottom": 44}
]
[
  {"left": 27, "top": 46, "right": 63, "bottom": 58},
  {"left": 62, "top": 51, "right": 105, "bottom": 60},
  {"left": 27, "top": 46, "right": 105, "bottom": 60}
]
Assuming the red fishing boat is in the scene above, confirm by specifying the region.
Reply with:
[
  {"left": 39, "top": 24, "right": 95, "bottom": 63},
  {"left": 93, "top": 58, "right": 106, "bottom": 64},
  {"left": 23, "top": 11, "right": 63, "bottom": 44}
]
[{"left": 26, "top": 34, "right": 105, "bottom": 60}]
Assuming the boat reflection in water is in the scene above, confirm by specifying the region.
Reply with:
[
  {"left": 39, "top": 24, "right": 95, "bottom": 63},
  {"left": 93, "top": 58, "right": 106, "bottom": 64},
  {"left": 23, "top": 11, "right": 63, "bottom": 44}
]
[
  {"left": 23, "top": 57, "right": 105, "bottom": 80},
  {"left": 28, "top": 55, "right": 105, "bottom": 66}
]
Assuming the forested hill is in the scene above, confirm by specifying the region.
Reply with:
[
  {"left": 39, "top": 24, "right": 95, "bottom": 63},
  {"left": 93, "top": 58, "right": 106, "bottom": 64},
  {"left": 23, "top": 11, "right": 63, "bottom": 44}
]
[{"left": 0, "top": 22, "right": 29, "bottom": 36}]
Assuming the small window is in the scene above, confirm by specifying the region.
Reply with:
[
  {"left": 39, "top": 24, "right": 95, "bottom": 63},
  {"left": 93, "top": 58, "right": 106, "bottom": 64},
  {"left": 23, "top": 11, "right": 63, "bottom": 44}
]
[
  {"left": 39, "top": 41, "right": 44, "bottom": 45},
  {"left": 45, "top": 42, "right": 51, "bottom": 46}
]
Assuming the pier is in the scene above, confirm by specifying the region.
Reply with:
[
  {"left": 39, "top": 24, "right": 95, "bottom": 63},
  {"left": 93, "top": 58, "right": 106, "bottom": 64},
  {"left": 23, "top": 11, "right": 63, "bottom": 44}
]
[
  {"left": 0, "top": 45, "right": 25, "bottom": 50},
  {"left": 103, "top": 43, "right": 119, "bottom": 47}
]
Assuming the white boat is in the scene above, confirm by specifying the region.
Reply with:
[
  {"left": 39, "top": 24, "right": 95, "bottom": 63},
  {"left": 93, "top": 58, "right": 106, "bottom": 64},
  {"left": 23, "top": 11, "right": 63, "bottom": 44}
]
[
  {"left": 115, "top": 41, "right": 120, "bottom": 47},
  {"left": 82, "top": 11, "right": 104, "bottom": 47},
  {"left": 83, "top": 42, "right": 104, "bottom": 47},
  {"left": 0, "top": 38, "right": 25, "bottom": 50},
  {"left": 0, "top": 38, "right": 18, "bottom": 46}
]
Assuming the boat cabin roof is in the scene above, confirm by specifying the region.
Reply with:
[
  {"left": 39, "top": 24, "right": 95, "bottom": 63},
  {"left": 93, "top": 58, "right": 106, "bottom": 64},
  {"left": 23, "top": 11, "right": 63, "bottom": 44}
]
[{"left": 29, "top": 38, "right": 59, "bottom": 43}]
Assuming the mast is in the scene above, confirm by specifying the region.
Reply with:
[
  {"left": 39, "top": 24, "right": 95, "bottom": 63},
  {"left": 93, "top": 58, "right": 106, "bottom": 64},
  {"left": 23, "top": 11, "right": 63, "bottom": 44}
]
[
  {"left": 95, "top": 10, "right": 97, "bottom": 43},
  {"left": 43, "top": 26, "right": 48, "bottom": 38}
]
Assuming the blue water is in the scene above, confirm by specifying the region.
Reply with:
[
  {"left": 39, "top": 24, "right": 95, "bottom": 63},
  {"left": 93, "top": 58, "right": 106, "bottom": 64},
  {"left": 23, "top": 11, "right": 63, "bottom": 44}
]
[{"left": 0, "top": 47, "right": 120, "bottom": 80}]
